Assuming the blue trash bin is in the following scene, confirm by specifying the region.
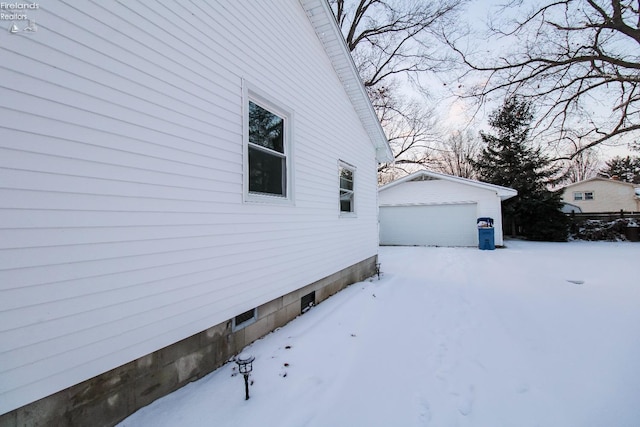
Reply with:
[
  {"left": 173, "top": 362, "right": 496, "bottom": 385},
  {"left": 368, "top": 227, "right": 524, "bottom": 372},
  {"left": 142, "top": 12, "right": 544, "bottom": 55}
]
[{"left": 477, "top": 217, "right": 495, "bottom": 250}]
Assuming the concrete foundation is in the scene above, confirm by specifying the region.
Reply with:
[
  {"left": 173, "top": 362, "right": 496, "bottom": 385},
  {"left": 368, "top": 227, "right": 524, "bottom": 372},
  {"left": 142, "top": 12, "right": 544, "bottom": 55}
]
[{"left": 0, "top": 256, "right": 377, "bottom": 427}]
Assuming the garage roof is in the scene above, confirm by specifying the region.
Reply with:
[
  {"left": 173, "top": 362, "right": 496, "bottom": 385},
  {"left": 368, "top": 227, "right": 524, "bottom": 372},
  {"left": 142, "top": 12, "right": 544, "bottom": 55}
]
[{"left": 379, "top": 170, "right": 518, "bottom": 200}]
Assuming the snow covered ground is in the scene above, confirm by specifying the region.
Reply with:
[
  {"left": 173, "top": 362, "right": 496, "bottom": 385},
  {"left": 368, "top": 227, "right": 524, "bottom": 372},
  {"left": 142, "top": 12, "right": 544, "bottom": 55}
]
[{"left": 118, "top": 240, "right": 640, "bottom": 427}]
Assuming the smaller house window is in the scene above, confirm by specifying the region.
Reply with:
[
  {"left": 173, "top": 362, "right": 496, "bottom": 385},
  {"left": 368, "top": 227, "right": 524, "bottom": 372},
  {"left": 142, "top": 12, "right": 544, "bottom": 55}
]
[
  {"left": 339, "top": 162, "right": 355, "bottom": 214},
  {"left": 584, "top": 191, "right": 594, "bottom": 200},
  {"left": 574, "top": 192, "right": 583, "bottom": 201}
]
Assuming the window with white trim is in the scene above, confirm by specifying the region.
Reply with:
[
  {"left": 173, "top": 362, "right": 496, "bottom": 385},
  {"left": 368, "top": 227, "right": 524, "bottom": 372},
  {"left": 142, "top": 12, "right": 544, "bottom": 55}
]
[
  {"left": 339, "top": 162, "right": 355, "bottom": 213},
  {"left": 247, "top": 98, "right": 290, "bottom": 199},
  {"left": 574, "top": 191, "right": 594, "bottom": 201}
]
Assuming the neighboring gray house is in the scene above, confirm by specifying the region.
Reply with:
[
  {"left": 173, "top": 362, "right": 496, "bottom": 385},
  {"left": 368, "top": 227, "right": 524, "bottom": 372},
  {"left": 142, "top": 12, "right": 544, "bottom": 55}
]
[
  {"left": 378, "top": 171, "right": 517, "bottom": 247},
  {"left": 0, "top": 1, "right": 392, "bottom": 425}
]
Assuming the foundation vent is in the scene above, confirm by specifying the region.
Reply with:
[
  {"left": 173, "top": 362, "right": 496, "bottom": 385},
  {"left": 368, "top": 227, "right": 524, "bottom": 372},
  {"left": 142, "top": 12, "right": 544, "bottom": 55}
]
[
  {"left": 233, "top": 308, "right": 257, "bottom": 331},
  {"left": 301, "top": 291, "right": 315, "bottom": 313}
]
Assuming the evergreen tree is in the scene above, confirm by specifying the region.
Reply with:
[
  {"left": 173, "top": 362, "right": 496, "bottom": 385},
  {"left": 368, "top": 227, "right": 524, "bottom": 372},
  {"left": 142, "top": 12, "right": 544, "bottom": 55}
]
[
  {"left": 473, "top": 98, "right": 568, "bottom": 241},
  {"left": 600, "top": 156, "right": 640, "bottom": 184}
]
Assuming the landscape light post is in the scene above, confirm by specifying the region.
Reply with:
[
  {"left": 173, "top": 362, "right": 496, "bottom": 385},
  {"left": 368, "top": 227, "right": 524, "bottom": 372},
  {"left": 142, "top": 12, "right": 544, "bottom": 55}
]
[{"left": 235, "top": 353, "right": 255, "bottom": 400}]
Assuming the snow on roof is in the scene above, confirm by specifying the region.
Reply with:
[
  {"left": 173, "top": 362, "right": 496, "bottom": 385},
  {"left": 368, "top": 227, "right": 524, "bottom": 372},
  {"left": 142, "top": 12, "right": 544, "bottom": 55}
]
[
  {"left": 299, "top": 0, "right": 394, "bottom": 163},
  {"left": 379, "top": 170, "right": 518, "bottom": 200}
]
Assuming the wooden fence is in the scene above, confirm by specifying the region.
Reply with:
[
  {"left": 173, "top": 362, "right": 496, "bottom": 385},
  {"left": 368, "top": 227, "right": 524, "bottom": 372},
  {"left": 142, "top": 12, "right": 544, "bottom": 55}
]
[{"left": 566, "top": 211, "right": 640, "bottom": 222}]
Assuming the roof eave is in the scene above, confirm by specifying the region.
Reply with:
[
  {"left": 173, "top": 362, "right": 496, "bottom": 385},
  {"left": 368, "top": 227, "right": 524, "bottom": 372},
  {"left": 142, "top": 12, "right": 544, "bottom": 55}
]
[
  {"left": 299, "top": 0, "right": 394, "bottom": 163},
  {"left": 380, "top": 170, "right": 518, "bottom": 199}
]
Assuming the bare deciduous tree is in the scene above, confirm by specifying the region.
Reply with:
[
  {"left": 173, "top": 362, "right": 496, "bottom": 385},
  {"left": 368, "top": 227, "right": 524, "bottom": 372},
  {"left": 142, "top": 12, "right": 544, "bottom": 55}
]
[
  {"left": 562, "top": 148, "right": 602, "bottom": 183},
  {"left": 432, "top": 129, "right": 480, "bottom": 178},
  {"left": 447, "top": 0, "right": 640, "bottom": 158},
  {"left": 556, "top": 131, "right": 602, "bottom": 183},
  {"left": 373, "top": 84, "right": 441, "bottom": 183},
  {"left": 330, "top": 0, "right": 467, "bottom": 175},
  {"left": 331, "top": 0, "right": 464, "bottom": 87}
]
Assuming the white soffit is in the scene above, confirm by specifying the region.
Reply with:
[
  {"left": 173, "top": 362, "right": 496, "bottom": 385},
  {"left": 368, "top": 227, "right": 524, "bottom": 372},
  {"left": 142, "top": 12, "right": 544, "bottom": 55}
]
[{"left": 299, "top": 0, "right": 394, "bottom": 163}]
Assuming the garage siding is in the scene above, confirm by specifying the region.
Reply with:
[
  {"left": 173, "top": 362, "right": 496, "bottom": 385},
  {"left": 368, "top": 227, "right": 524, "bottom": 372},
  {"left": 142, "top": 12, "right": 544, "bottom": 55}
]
[{"left": 379, "top": 203, "right": 478, "bottom": 246}]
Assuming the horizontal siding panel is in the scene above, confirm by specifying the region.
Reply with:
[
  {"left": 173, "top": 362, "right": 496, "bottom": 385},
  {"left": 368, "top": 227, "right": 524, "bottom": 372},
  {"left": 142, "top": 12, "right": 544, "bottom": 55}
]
[
  {"left": 0, "top": 206, "right": 352, "bottom": 230},
  {"left": 38, "top": 6, "right": 236, "bottom": 110},
  {"left": 116, "top": 1, "right": 244, "bottom": 82},
  {"left": 0, "top": 206, "right": 346, "bottom": 229},
  {"left": 1, "top": 90, "right": 224, "bottom": 151},
  {"left": 1, "top": 216, "right": 368, "bottom": 272},
  {"left": 1, "top": 63, "right": 238, "bottom": 142},
  {"left": 1, "top": 239, "right": 374, "bottom": 364},
  {"left": 0, "top": 135, "right": 241, "bottom": 182},
  {"left": 0, "top": 115, "right": 242, "bottom": 166},
  {"left": 1, "top": 220, "right": 346, "bottom": 251},
  {"left": 1, "top": 47, "right": 238, "bottom": 133},
  {"left": 1, "top": 216, "right": 361, "bottom": 288},
  {"left": 2, "top": 230, "right": 305, "bottom": 270},
  {"left": 0, "top": 169, "right": 242, "bottom": 201},
  {"left": 0, "top": 188, "right": 241, "bottom": 211},
  {"left": 0, "top": 223, "right": 365, "bottom": 313}
]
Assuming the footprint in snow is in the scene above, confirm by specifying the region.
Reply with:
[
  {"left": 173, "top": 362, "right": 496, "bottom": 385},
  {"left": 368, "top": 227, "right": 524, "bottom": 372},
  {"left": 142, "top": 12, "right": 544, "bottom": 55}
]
[
  {"left": 415, "top": 394, "right": 432, "bottom": 424},
  {"left": 456, "top": 385, "right": 475, "bottom": 416}
]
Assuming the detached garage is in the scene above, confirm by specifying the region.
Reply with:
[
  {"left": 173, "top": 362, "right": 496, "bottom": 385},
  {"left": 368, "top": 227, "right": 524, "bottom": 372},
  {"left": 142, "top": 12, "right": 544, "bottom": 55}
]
[{"left": 378, "top": 171, "right": 517, "bottom": 247}]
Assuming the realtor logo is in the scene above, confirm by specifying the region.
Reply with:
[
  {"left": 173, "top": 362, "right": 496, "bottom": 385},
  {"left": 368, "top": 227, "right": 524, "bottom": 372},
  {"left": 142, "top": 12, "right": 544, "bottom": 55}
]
[
  {"left": 7, "top": 18, "right": 35, "bottom": 33},
  {"left": 2, "top": 2, "right": 39, "bottom": 34}
]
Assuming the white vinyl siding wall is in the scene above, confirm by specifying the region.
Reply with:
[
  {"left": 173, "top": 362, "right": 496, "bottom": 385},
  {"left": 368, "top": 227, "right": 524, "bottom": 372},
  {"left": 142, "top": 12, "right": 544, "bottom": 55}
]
[{"left": 0, "top": 1, "right": 379, "bottom": 414}]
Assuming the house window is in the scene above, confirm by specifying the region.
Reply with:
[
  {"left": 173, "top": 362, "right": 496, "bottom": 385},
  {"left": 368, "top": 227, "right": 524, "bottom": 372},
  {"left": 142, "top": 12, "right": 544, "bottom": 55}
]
[
  {"left": 247, "top": 99, "right": 289, "bottom": 199},
  {"left": 584, "top": 191, "right": 594, "bottom": 200},
  {"left": 574, "top": 192, "right": 583, "bottom": 201},
  {"left": 339, "top": 162, "right": 355, "bottom": 213}
]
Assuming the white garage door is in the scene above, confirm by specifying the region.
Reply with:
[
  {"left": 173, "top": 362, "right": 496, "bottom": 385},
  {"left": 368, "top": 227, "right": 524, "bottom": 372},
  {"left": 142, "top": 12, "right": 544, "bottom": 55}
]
[{"left": 379, "top": 203, "right": 478, "bottom": 246}]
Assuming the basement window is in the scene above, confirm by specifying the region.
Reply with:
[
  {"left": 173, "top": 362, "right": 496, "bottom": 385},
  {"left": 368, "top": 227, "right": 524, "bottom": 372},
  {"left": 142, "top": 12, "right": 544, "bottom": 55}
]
[
  {"left": 301, "top": 291, "right": 315, "bottom": 314},
  {"left": 232, "top": 308, "right": 257, "bottom": 331}
]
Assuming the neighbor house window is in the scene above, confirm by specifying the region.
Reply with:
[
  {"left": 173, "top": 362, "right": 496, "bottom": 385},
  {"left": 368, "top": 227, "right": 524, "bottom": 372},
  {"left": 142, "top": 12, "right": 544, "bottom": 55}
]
[
  {"left": 574, "top": 191, "right": 594, "bottom": 201},
  {"left": 247, "top": 99, "right": 289, "bottom": 199},
  {"left": 339, "top": 162, "right": 355, "bottom": 214}
]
